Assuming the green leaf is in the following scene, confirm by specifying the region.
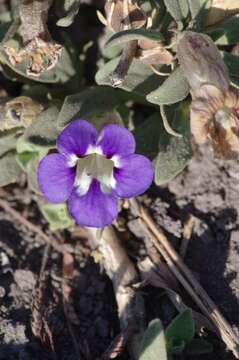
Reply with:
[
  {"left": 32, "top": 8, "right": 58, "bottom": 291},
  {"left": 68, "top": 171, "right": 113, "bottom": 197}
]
[
  {"left": 179, "top": 0, "right": 189, "bottom": 18},
  {"left": 57, "top": 0, "right": 81, "bottom": 27},
  {"left": 163, "top": 0, "right": 183, "bottom": 22},
  {"left": 188, "top": 0, "right": 204, "bottom": 19},
  {"left": 185, "top": 339, "right": 213, "bottom": 355},
  {"left": 106, "top": 29, "right": 163, "bottom": 48},
  {"left": 57, "top": 86, "right": 126, "bottom": 129},
  {"left": 23, "top": 106, "right": 60, "bottom": 149},
  {"left": 40, "top": 202, "right": 74, "bottom": 230},
  {"left": 16, "top": 151, "right": 38, "bottom": 171},
  {"left": 0, "top": 129, "right": 18, "bottom": 157},
  {"left": 171, "top": 340, "right": 185, "bottom": 354},
  {"left": 102, "top": 29, "right": 123, "bottom": 59},
  {"left": 16, "top": 135, "right": 46, "bottom": 154},
  {"left": 86, "top": 110, "right": 123, "bottom": 131},
  {"left": 223, "top": 52, "right": 239, "bottom": 78},
  {"left": 231, "top": 77, "right": 239, "bottom": 89},
  {"left": 0, "top": 22, "right": 11, "bottom": 43},
  {"left": 208, "top": 15, "right": 239, "bottom": 45},
  {"left": 26, "top": 155, "right": 40, "bottom": 193},
  {"left": 146, "top": 67, "right": 189, "bottom": 106},
  {"left": 0, "top": 151, "right": 22, "bottom": 187},
  {"left": 188, "top": 0, "right": 211, "bottom": 31},
  {"left": 165, "top": 310, "right": 195, "bottom": 346},
  {"left": 134, "top": 113, "right": 162, "bottom": 161},
  {"left": 138, "top": 319, "right": 168, "bottom": 360},
  {"left": 96, "top": 58, "right": 162, "bottom": 96},
  {"left": 21, "top": 84, "right": 50, "bottom": 103},
  {"left": 154, "top": 102, "right": 193, "bottom": 185}
]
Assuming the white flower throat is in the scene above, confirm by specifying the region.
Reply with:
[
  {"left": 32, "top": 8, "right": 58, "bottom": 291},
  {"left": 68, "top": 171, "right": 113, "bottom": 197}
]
[{"left": 74, "top": 153, "right": 116, "bottom": 195}]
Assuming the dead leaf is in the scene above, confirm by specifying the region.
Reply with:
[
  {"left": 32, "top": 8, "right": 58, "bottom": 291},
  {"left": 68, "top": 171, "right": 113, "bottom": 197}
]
[{"left": 105, "top": 0, "right": 146, "bottom": 32}]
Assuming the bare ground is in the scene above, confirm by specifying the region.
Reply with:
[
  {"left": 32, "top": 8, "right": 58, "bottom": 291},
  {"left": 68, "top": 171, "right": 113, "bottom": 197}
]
[{"left": 0, "top": 144, "right": 238, "bottom": 360}]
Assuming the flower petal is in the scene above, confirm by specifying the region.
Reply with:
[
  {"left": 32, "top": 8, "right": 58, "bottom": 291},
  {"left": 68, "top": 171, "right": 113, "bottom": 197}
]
[
  {"left": 38, "top": 154, "right": 75, "bottom": 203},
  {"left": 114, "top": 154, "right": 153, "bottom": 198},
  {"left": 68, "top": 181, "right": 118, "bottom": 227},
  {"left": 57, "top": 119, "right": 97, "bottom": 158},
  {"left": 97, "top": 124, "right": 135, "bottom": 158}
]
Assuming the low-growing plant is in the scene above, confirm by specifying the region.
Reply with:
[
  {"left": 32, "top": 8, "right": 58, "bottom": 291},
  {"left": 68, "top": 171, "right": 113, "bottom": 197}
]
[
  {"left": 137, "top": 309, "right": 213, "bottom": 360},
  {"left": 0, "top": 0, "right": 238, "bottom": 358}
]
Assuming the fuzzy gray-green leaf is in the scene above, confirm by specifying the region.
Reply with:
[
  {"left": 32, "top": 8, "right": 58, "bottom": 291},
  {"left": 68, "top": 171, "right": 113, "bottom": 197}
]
[
  {"left": 57, "top": 0, "right": 81, "bottom": 27},
  {"left": 23, "top": 106, "right": 59, "bottom": 148},
  {"left": 0, "top": 129, "right": 18, "bottom": 157},
  {"left": 57, "top": 87, "right": 126, "bottom": 128},
  {"left": 0, "top": 151, "right": 22, "bottom": 186},
  {"left": 146, "top": 67, "right": 189, "bottom": 106},
  {"left": 154, "top": 103, "right": 192, "bottom": 185},
  {"left": 179, "top": 0, "right": 189, "bottom": 18},
  {"left": 106, "top": 29, "right": 163, "bottom": 48},
  {"left": 16, "top": 151, "right": 38, "bottom": 171},
  {"left": 163, "top": 0, "right": 183, "bottom": 21},
  {"left": 188, "top": 0, "right": 211, "bottom": 30},
  {"left": 138, "top": 319, "right": 168, "bottom": 360},
  {"left": 40, "top": 202, "right": 74, "bottom": 230}
]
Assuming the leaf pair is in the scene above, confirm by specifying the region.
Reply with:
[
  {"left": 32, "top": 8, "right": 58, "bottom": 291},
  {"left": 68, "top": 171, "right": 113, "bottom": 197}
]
[{"left": 137, "top": 310, "right": 212, "bottom": 360}]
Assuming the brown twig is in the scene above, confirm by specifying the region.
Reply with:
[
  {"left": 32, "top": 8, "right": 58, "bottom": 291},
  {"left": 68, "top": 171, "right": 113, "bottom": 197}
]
[
  {"left": 31, "top": 244, "right": 51, "bottom": 338},
  {"left": 110, "top": 41, "right": 138, "bottom": 87},
  {"left": 62, "top": 252, "right": 81, "bottom": 358},
  {"left": 130, "top": 199, "right": 239, "bottom": 358}
]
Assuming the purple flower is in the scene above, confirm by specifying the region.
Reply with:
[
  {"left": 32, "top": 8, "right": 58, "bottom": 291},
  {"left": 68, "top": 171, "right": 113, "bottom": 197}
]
[{"left": 38, "top": 119, "right": 153, "bottom": 228}]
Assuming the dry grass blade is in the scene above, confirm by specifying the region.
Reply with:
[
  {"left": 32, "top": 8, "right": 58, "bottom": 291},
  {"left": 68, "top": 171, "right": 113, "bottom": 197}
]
[
  {"left": 130, "top": 199, "right": 239, "bottom": 358},
  {"left": 139, "top": 256, "right": 217, "bottom": 334},
  {"left": 180, "top": 214, "right": 196, "bottom": 259},
  {"left": 0, "top": 197, "right": 73, "bottom": 254}
]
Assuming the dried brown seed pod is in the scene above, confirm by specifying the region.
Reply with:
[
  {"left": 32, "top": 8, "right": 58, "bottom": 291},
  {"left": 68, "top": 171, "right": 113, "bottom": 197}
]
[
  {"left": 105, "top": 0, "right": 146, "bottom": 32},
  {"left": 137, "top": 39, "right": 173, "bottom": 66},
  {"left": 4, "top": 0, "right": 62, "bottom": 76}
]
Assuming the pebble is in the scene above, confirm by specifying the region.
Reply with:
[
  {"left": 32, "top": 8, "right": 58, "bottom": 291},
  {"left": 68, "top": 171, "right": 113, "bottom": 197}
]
[{"left": 0, "top": 286, "right": 6, "bottom": 298}]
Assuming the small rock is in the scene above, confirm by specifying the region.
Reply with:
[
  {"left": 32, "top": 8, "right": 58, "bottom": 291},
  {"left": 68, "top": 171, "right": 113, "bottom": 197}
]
[
  {"left": 0, "top": 286, "right": 6, "bottom": 298},
  {"left": 2, "top": 321, "right": 28, "bottom": 345},
  {"left": 14, "top": 270, "right": 36, "bottom": 292}
]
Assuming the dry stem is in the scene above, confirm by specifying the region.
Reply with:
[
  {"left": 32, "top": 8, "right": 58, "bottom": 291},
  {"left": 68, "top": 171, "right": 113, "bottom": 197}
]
[
  {"left": 130, "top": 198, "right": 239, "bottom": 358},
  {"left": 88, "top": 226, "right": 145, "bottom": 359}
]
